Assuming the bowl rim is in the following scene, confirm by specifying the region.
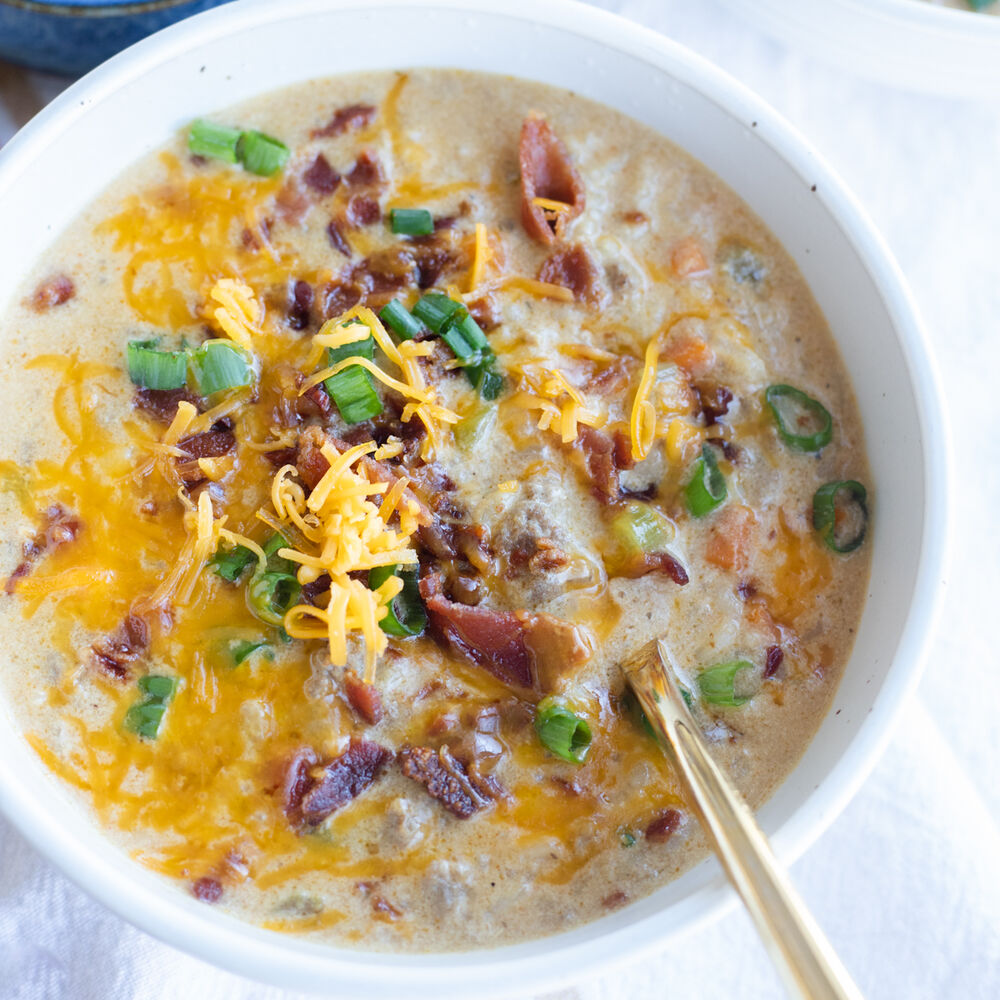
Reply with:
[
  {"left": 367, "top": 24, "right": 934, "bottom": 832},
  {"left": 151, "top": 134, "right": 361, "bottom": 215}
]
[
  {"left": 0, "top": 0, "right": 949, "bottom": 994},
  {"left": 0, "top": 0, "right": 198, "bottom": 16}
]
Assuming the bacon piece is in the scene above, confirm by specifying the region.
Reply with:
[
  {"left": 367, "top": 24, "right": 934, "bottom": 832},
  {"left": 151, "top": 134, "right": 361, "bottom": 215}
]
[
  {"left": 346, "top": 150, "right": 385, "bottom": 188},
  {"left": 764, "top": 645, "right": 784, "bottom": 679},
  {"left": 538, "top": 243, "right": 604, "bottom": 306},
  {"left": 287, "top": 279, "right": 314, "bottom": 332},
  {"left": 177, "top": 430, "right": 235, "bottom": 459},
  {"left": 346, "top": 194, "right": 381, "bottom": 228},
  {"left": 419, "top": 573, "right": 590, "bottom": 692},
  {"left": 311, "top": 103, "right": 376, "bottom": 139},
  {"left": 694, "top": 382, "right": 734, "bottom": 426},
  {"left": 5, "top": 505, "right": 81, "bottom": 595},
  {"left": 589, "top": 357, "right": 639, "bottom": 396},
  {"left": 320, "top": 279, "right": 363, "bottom": 318},
  {"left": 282, "top": 746, "right": 319, "bottom": 825},
  {"left": 91, "top": 613, "right": 148, "bottom": 682},
  {"left": 707, "top": 436, "right": 739, "bottom": 463},
  {"left": 302, "top": 153, "right": 341, "bottom": 196},
  {"left": 613, "top": 551, "right": 689, "bottom": 585},
  {"left": 275, "top": 177, "right": 310, "bottom": 225},
  {"left": 575, "top": 425, "right": 634, "bottom": 504},
  {"left": 519, "top": 115, "right": 585, "bottom": 243},
  {"left": 645, "top": 808, "right": 682, "bottom": 843},
  {"left": 327, "top": 219, "right": 352, "bottom": 258},
  {"left": 30, "top": 273, "right": 75, "bottom": 311},
  {"left": 134, "top": 387, "right": 204, "bottom": 425},
  {"left": 508, "top": 536, "right": 569, "bottom": 574},
  {"left": 298, "top": 738, "right": 390, "bottom": 826},
  {"left": 602, "top": 890, "right": 629, "bottom": 909},
  {"left": 343, "top": 669, "right": 384, "bottom": 725},
  {"left": 192, "top": 877, "right": 223, "bottom": 903},
  {"left": 398, "top": 744, "right": 498, "bottom": 818}
]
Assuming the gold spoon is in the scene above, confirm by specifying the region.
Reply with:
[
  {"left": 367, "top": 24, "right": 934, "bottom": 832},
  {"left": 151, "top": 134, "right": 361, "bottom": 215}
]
[{"left": 622, "top": 639, "right": 864, "bottom": 1000}]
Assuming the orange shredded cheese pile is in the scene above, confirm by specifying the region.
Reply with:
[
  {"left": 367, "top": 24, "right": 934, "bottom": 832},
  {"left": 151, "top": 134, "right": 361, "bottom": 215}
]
[
  {"left": 268, "top": 440, "right": 420, "bottom": 680},
  {"left": 208, "top": 278, "right": 262, "bottom": 350}
]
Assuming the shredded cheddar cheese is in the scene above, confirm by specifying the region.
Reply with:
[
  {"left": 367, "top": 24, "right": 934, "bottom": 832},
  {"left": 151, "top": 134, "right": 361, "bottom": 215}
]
[
  {"left": 267, "top": 439, "right": 419, "bottom": 680},
  {"left": 512, "top": 363, "right": 605, "bottom": 443},
  {"left": 209, "top": 278, "right": 262, "bottom": 350},
  {"left": 629, "top": 337, "right": 660, "bottom": 462}
]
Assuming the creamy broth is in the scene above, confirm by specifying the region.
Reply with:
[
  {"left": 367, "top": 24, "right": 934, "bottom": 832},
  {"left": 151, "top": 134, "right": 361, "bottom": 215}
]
[{"left": 0, "top": 70, "right": 870, "bottom": 951}]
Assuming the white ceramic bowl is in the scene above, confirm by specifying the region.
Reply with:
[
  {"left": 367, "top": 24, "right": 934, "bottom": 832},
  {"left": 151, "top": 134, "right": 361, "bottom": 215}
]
[
  {"left": 718, "top": 0, "right": 1000, "bottom": 98},
  {"left": 0, "top": 0, "right": 948, "bottom": 995}
]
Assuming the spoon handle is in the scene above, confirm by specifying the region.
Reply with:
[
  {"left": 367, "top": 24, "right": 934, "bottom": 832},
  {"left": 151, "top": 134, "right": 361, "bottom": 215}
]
[{"left": 625, "top": 640, "right": 864, "bottom": 1000}]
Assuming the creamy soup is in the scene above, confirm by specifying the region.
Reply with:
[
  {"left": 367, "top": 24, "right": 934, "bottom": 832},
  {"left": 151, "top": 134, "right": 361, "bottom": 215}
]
[{"left": 0, "top": 70, "right": 871, "bottom": 951}]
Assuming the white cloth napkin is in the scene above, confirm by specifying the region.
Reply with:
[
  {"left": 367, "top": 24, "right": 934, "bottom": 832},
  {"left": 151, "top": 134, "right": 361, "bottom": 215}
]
[{"left": 2, "top": 2, "right": 999, "bottom": 997}]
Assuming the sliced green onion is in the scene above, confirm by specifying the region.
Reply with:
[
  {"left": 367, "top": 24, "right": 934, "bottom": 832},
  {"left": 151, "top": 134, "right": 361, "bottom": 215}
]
[
  {"left": 454, "top": 403, "right": 497, "bottom": 450},
  {"left": 188, "top": 119, "right": 242, "bottom": 163},
  {"left": 534, "top": 697, "right": 592, "bottom": 764},
  {"left": 618, "top": 826, "right": 637, "bottom": 848},
  {"left": 369, "top": 564, "right": 427, "bottom": 637},
  {"left": 684, "top": 443, "right": 727, "bottom": 517},
  {"left": 412, "top": 292, "right": 463, "bottom": 333},
  {"left": 612, "top": 501, "right": 675, "bottom": 554},
  {"left": 379, "top": 299, "right": 424, "bottom": 341},
  {"left": 697, "top": 660, "right": 754, "bottom": 707},
  {"left": 209, "top": 542, "right": 256, "bottom": 583},
  {"left": 813, "top": 480, "right": 868, "bottom": 553},
  {"left": 322, "top": 324, "right": 382, "bottom": 424},
  {"left": 237, "top": 130, "right": 290, "bottom": 177},
  {"left": 192, "top": 340, "right": 254, "bottom": 396},
  {"left": 475, "top": 366, "right": 505, "bottom": 401},
  {"left": 325, "top": 364, "right": 383, "bottom": 424},
  {"left": 449, "top": 310, "right": 490, "bottom": 354},
  {"left": 390, "top": 208, "right": 434, "bottom": 236},
  {"left": 231, "top": 639, "right": 269, "bottom": 666},
  {"left": 139, "top": 675, "right": 177, "bottom": 700},
  {"left": 126, "top": 340, "right": 188, "bottom": 390},
  {"left": 440, "top": 309, "right": 481, "bottom": 364},
  {"left": 765, "top": 384, "right": 833, "bottom": 452},
  {"left": 247, "top": 571, "right": 302, "bottom": 627},
  {"left": 125, "top": 674, "right": 177, "bottom": 739}
]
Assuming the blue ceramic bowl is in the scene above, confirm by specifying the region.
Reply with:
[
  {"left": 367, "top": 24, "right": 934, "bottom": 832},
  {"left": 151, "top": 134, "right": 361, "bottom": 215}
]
[{"left": 0, "top": 0, "right": 235, "bottom": 76}]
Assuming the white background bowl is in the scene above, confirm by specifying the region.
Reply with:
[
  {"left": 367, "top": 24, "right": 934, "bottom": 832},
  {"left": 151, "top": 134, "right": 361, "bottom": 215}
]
[
  {"left": 718, "top": 0, "right": 1000, "bottom": 98},
  {"left": 0, "top": 0, "right": 948, "bottom": 995}
]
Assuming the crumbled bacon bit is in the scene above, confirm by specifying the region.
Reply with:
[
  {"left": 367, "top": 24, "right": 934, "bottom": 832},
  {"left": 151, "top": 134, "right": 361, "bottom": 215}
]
[
  {"left": 302, "top": 153, "right": 341, "bottom": 195},
  {"left": 192, "top": 877, "right": 223, "bottom": 903},
  {"left": 346, "top": 149, "right": 385, "bottom": 188},
  {"left": 538, "top": 243, "right": 604, "bottom": 306},
  {"left": 343, "top": 669, "right": 384, "bottom": 725},
  {"left": 30, "top": 273, "right": 75, "bottom": 311},
  {"left": 707, "top": 436, "right": 739, "bottom": 463},
  {"left": 645, "top": 808, "right": 682, "bottom": 843},
  {"left": 614, "top": 551, "right": 689, "bottom": 585},
  {"left": 5, "top": 505, "right": 81, "bottom": 595},
  {"left": 764, "top": 645, "right": 784, "bottom": 679},
  {"left": 575, "top": 425, "right": 634, "bottom": 504},
  {"left": 345, "top": 194, "right": 381, "bottom": 228},
  {"left": 298, "top": 739, "right": 390, "bottom": 826},
  {"left": 282, "top": 746, "right": 318, "bottom": 826},
  {"left": 602, "top": 890, "right": 629, "bottom": 909},
  {"left": 326, "top": 219, "right": 352, "bottom": 257},
  {"left": 519, "top": 115, "right": 585, "bottom": 243},
  {"left": 622, "top": 210, "right": 648, "bottom": 225},
  {"left": 134, "top": 387, "right": 204, "bottom": 425},
  {"left": 288, "top": 279, "right": 314, "bottom": 332},
  {"left": 91, "top": 613, "right": 149, "bottom": 682},
  {"left": 398, "top": 744, "right": 498, "bottom": 818},
  {"left": 310, "top": 103, "right": 376, "bottom": 139},
  {"left": 695, "top": 383, "right": 734, "bottom": 426}
]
